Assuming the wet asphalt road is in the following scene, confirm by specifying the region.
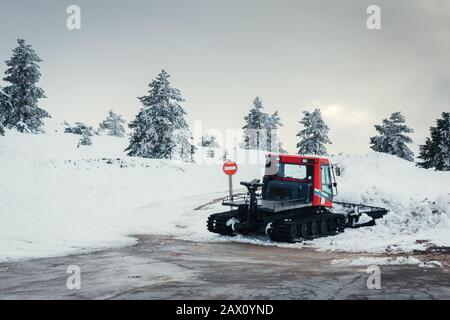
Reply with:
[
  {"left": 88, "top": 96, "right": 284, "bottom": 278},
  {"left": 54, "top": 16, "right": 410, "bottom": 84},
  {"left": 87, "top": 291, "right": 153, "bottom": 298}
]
[{"left": 0, "top": 235, "right": 449, "bottom": 299}]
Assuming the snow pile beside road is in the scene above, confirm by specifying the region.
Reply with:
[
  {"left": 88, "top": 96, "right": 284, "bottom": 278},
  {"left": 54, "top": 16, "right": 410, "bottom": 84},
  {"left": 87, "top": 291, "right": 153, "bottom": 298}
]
[
  {"left": 331, "top": 256, "right": 422, "bottom": 266},
  {"left": 309, "top": 153, "right": 450, "bottom": 253}
]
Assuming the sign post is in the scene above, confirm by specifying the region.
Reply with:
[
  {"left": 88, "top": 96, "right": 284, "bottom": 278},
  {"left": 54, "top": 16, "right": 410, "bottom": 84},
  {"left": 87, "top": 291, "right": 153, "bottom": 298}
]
[
  {"left": 228, "top": 175, "right": 233, "bottom": 201},
  {"left": 223, "top": 160, "right": 238, "bottom": 209}
]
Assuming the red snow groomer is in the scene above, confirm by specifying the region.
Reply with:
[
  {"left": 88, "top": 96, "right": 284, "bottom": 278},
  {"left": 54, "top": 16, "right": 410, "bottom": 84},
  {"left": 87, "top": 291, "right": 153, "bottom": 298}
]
[{"left": 207, "top": 153, "right": 388, "bottom": 243}]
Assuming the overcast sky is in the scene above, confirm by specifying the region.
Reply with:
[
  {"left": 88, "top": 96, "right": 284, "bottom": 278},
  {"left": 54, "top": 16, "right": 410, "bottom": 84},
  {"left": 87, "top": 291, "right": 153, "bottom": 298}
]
[{"left": 0, "top": 0, "right": 449, "bottom": 154}]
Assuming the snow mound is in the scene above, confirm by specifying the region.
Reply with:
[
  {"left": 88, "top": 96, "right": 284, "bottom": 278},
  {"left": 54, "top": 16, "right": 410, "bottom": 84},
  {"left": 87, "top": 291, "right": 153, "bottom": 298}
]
[
  {"left": 419, "top": 261, "right": 443, "bottom": 268},
  {"left": 310, "top": 153, "right": 450, "bottom": 253}
]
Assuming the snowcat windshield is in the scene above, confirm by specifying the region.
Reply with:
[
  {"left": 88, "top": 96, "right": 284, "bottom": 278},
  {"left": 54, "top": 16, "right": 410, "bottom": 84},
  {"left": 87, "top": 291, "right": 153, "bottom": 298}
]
[
  {"left": 277, "top": 163, "right": 312, "bottom": 181},
  {"left": 263, "top": 163, "right": 313, "bottom": 202}
]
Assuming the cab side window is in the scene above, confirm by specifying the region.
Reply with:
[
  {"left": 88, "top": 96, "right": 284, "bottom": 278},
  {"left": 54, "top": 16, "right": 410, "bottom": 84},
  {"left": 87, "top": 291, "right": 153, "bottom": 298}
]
[{"left": 321, "top": 165, "right": 333, "bottom": 196}]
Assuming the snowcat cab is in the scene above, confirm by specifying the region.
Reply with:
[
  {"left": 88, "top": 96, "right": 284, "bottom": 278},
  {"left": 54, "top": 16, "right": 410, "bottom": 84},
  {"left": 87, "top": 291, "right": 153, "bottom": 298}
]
[
  {"left": 262, "top": 153, "right": 336, "bottom": 209},
  {"left": 207, "top": 153, "right": 388, "bottom": 243}
]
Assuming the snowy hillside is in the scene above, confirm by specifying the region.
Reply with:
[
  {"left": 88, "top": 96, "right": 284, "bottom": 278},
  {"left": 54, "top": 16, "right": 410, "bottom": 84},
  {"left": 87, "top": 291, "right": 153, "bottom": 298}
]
[
  {"left": 0, "top": 124, "right": 263, "bottom": 261},
  {"left": 0, "top": 124, "right": 449, "bottom": 261}
]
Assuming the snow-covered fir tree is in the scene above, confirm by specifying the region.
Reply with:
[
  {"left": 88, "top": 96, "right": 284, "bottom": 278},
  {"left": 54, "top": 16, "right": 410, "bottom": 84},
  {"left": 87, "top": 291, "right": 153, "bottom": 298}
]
[
  {"left": 265, "top": 111, "right": 284, "bottom": 152},
  {"left": 190, "top": 141, "right": 197, "bottom": 163},
  {"left": 242, "top": 97, "right": 283, "bottom": 151},
  {"left": 206, "top": 148, "right": 214, "bottom": 158},
  {"left": 242, "top": 97, "right": 266, "bottom": 149},
  {"left": 370, "top": 112, "right": 414, "bottom": 162},
  {"left": 126, "top": 70, "right": 192, "bottom": 160},
  {"left": 222, "top": 150, "right": 229, "bottom": 161},
  {"left": 200, "top": 134, "right": 220, "bottom": 158},
  {"left": 99, "top": 109, "right": 126, "bottom": 137},
  {"left": 78, "top": 128, "right": 93, "bottom": 147},
  {"left": 1, "top": 39, "right": 49, "bottom": 133},
  {"left": 296, "top": 108, "right": 331, "bottom": 155},
  {"left": 417, "top": 112, "right": 450, "bottom": 171},
  {"left": 0, "top": 87, "right": 9, "bottom": 136},
  {"left": 64, "top": 122, "right": 94, "bottom": 135},
  {"left": 200, "top": 134, "right": 220, "bottom": 148},
  {"left": 171, "top": 126, "right": 193, "bottom": 161}
]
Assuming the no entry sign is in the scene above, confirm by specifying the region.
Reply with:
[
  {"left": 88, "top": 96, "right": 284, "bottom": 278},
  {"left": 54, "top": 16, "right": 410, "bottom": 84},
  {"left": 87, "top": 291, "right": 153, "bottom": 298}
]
[
  {"left": 223, "top": 160, "right": 238, "bottom": 176},
  {"left": 223, "top": 160, "right": 237, "bottom": 204}
]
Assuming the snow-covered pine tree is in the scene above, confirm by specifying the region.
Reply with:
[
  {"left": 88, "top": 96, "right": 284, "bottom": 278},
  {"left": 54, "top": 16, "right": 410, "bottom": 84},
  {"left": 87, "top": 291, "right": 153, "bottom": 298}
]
[
  {"left": 2, "top": 39, "right": 49, "bottom": 133},
  {"left": 206, "top": 148, "right": 215, "bottom": 158},
  {"left": 99, "top": 109, "right": 126, "bottom": 137},
  {"left": 296, "top": 108, "right": 331, "bottom": 155},
  {"left": 190, "top": 141, "right": 197, "bottom": 163},
  {"left": 417, "top": 137, "right": 438, "bottom": 170},
  {"left": 78, "top": 128, "right": 93, "bottom": 147},
  {"left": 200, "top": 134, "right": 220, "bottom": 148},
  {"left": 370, "top": 111, "right": 414, "bottom": 162},
  {"left": 242, "top": 97, "right": 284, "bottom": 151},
  {"left": 126, "top": 70, "right": 192, "bottom": 160},
  {"left": 201, "top": 134, "right": 220, "bottom": 158},
  {"left": 265, "top": 111, "right": 284, "bottom": 152},
  {"left": 0, "top": 86, "right": 9, "bottom": 136},
  {"left": 222, "top": 150, "right": 229, "bottom": 161},
  {"left": 200, "top": 134, "right": 220, "bottom": 158},
  {"left": 64, "top": 122, "right": 94, "bottom": 135},
  {"left": 417, "top": 112, "right": 450, "bottom": 171},
  {"left": 171, "top": 126, "right": 193, "bottom": 161},
  {"left": 242, "top": 97, "right": 267, "bottom": 150}
]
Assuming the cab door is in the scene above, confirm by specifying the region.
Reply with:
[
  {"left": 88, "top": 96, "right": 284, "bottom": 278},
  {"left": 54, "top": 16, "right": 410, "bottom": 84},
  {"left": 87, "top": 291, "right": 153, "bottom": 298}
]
[{"left": 320, "top": 164, "right": 334, "bottom": 206}]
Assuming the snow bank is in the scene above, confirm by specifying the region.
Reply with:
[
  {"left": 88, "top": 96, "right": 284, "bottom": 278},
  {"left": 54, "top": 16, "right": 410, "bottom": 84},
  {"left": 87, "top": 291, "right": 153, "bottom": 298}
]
[
  {"left": 331, "top": 256, "right": 422, "bottom": 266},
  {"left": 309, "top": 153, "right": 450, "bottom": 253},
  {"left": 1, "top": 124, "right": 450, "bottom": 261}
]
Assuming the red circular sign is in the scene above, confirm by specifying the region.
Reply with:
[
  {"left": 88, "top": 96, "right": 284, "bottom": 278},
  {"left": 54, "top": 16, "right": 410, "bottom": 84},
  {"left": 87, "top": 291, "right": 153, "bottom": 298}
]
[{"left": 223, "top": 160, "right": 238, "bottom": 176}]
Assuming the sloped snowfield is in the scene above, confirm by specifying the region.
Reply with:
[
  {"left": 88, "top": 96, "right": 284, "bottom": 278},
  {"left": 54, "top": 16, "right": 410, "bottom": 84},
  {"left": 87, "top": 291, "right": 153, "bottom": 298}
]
[
  {"left": 0, "top": 126, "right": 262, "bottom": 262},
  {"left": 0, "top": 124, "right": 449, "bottom": 262}
]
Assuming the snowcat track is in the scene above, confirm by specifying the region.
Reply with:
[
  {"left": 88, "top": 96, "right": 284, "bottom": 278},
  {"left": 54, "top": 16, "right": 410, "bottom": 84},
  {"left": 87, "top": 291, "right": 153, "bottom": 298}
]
[
  {"left": 207, "top": 212, "right": 238, "bottom": 236},
  {"left": 267, "top": 212, "right": 344, "bottom": 243}
]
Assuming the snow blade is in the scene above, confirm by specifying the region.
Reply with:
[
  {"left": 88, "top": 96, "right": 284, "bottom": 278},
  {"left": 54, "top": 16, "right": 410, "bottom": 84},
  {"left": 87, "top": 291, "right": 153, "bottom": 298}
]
[
  {"left": 332, "top": 201, "right": 388, "bottom": 220},
  {"left": 350, "top": 219, "right": 376, "bottom": 229}
]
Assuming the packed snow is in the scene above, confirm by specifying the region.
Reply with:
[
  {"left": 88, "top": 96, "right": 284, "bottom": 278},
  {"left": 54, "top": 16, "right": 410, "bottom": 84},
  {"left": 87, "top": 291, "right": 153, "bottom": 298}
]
[
  {"left": 1, "top": 122, "right": 450, "bottom": 262},
  {"left": 331, "top": 256, "right": 422, "bottom": 266},
  {"left": 418, "top": 261, "right": 443, "bottom": 268}
]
